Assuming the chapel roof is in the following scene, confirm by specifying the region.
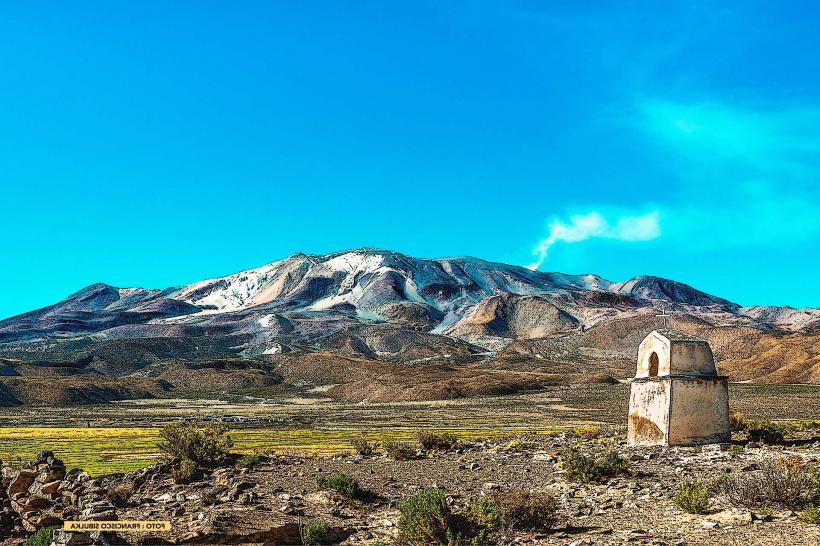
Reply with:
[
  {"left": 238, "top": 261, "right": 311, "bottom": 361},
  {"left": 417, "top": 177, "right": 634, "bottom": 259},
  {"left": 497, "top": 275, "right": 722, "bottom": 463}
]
[{"left": 652, "top": 329, "right": 708, "bottom": 343}]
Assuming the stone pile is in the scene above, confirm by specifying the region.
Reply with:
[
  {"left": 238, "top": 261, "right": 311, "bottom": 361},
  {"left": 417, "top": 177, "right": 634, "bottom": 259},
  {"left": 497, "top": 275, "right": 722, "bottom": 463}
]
[
  {"left": 0, "top": 450, "right": 115, "bottom": 542},
  {"left": 2, "top": 451, "right": 69, "bottom": 535},
  {"left": 0, "top": 463, "right": 25, "bottom": 540}
]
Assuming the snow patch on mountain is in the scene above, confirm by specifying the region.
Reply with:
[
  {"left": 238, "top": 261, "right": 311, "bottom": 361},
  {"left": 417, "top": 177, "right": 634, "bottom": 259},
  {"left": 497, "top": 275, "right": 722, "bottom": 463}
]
[
  {"left": 741, "top": 306, "right": 820, "bottom": 331},
  {"left": 172, "top": 261, "right": 283, "bottom": 311}
]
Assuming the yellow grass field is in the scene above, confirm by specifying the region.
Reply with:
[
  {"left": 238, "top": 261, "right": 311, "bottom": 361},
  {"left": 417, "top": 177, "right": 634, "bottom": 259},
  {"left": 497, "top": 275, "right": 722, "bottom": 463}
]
[{"left": 0, "top": 426, "right": 561, "bottom": 475}]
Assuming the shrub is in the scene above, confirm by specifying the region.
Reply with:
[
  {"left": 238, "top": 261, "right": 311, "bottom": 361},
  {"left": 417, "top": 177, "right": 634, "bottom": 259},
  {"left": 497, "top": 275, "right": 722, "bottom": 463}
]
[
  {"left": 351, "top": 436, "right": 379, "bottom": 457},
  {"left": 465, "top": 497, "right": 501, "bottom": 537},
  {"left": 398, "top": 488, "right": 460, "bottom": 545},
  {"left": 754, "top": 502, "right": 773, "bottom": 518},
  {"left": 301, "top": 520, "right": 333, "bottom": 545},
  {"left": 172, "top": 458, "right": 197, "bottom": 484},
  {"left": 488, "top": 490, "right": 558, "bottom": 532},
  {"left": 417, "top": 431, "right": 459, "bottom": 451},
  {"left": 384, "top": 440, "right": 416, "bottom": 461},
  {"left": 718, "top": 459, "right": 817, "bottom": 510},
  {"left": 23, "top": 526, "right": 58, "bottom": 546},
  {"left": 158, "top": 422, "right": 233, "bottom": 467},
  {"left": 674, "top": 479, "right": 711, "bottom": 514},
  {"left": 316, "top": 472, "right": 362, "bottom": 499},
  {"left": 729, "top": 411, "right": 747, "bottom": 432},
  {"left": 560, "top": 445, "right": 629, "bottom": 483},
  {"left": 799, "top": 504, "right": 820, "bottom": 524},
  {"left": 107, "top": 482, "right": 135, "bottom": 508},
  {"left": 399, "top": 489, "right": 516, "bottom": 545},
  {"left": 236, "top": 454, "right": 263, "bottom": 469}
]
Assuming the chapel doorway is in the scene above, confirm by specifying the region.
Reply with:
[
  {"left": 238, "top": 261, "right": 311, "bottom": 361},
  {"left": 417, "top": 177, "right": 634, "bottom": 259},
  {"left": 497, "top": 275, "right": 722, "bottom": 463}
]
[{"left": 649, "top": 352, "right": 659, "bottom": 376}]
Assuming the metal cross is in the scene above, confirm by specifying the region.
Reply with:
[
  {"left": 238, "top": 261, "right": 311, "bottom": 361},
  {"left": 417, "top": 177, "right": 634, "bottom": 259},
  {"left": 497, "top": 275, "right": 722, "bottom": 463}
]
[{"left": 655, "top": 302, "right": 671, "bottom": 330}]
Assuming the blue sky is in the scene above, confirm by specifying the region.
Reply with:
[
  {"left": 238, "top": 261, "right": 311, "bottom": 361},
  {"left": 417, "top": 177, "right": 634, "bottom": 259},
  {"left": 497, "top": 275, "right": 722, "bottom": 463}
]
[{"left": 2, "top": 1, "right": 819, "bottom": 318}]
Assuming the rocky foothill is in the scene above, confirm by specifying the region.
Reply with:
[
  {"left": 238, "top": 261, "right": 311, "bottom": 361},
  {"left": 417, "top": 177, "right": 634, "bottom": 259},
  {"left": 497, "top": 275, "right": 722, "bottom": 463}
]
[{"left": 2, "top": 431, "right": 820, "bottom": 545}]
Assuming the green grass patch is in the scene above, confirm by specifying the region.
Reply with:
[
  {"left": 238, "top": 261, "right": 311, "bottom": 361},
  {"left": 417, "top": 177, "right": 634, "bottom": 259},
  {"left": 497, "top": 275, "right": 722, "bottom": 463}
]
[{"left": 0, "top": 425, "right": 562, "bottom": 476}]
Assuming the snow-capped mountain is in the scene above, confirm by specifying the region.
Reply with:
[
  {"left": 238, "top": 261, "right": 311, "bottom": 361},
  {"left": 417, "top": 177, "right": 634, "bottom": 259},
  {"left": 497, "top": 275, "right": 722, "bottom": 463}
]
[
  {"left": 0, "top": 248, "right": 816, "bottom": 351},
  {"left": 2, "top": 248, "right": 820, "bottom": 405},
  {"left": 166, "top": 249, "right": 609, "bottom": 320}
]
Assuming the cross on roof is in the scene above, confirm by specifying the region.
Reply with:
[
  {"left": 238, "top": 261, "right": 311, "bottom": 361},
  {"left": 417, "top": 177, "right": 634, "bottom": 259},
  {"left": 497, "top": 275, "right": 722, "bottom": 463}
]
[{"left": 655, "top": 301, "right": 672, "bottom": 330}]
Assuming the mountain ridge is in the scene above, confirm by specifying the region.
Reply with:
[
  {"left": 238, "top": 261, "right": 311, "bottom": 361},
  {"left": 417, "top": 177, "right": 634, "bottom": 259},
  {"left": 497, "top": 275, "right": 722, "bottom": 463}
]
[
  {"left": 2, "top": 248, "right": 819, "bottom": 405},
  {"left": 3, "top": 247, "right": 819, "bottom": 342}
]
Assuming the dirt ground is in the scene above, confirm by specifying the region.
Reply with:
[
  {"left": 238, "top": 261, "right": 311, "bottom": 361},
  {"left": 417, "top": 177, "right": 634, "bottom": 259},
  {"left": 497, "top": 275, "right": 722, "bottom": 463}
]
[
  {"left": 33, "top": 431, "right": 820, "bottom": 546},
  {"left": 3, "top": 384, "right": 820, "bottom": 545}
]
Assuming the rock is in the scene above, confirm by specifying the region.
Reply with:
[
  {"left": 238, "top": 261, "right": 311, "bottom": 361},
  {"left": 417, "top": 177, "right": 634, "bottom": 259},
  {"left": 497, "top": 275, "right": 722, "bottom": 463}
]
[
  {"left": 37, "top": 467, "right": 67, "bottom": 483},
  {"left": 238, "top": 492, "right": 255, "bottom": 505},
  {"left": 23, "top": 495, "right": 52, "bottom": 510},
  {"left": 712, "top": 508, "right": 753, "bottom": 526},
  {"left": 30, "top": 479, "right": 62, "bottom": 496},
  {"left": 8, "top": 470, "right": 37, "bottom": 495},
  {"left": 82, "top": 509, "right": 117, "bottom": 521},
  {"left": 53, "top": 529, "right": 94, "bottom": 546},
  {"left": 701, "top": 443, "right": 730, "bottom": 453},
  {"left": 532, "top": 452, "right": 555, "bottom": 462},
  {"left": 33, "top": 512, "right": 62, "bottom": 526},
  {"left": 701, "top": 520, "right": 719, "bottom": 529}
]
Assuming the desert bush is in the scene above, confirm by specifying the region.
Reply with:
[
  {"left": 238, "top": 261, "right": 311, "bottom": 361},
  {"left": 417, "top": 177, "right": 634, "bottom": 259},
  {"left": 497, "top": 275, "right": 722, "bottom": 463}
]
[
  {"left": 398, "top": 488, "right": 483, "bottom": 545},
  {"left": 798, "top": 504, "right": 820, "bottom": 524},
  {"left": 351, "top": 436, "right": 379, "bottom": 457},
  {"left": 560, "top": 445, "right": 629, "bottom": 483},
  {"left": 729, "top": 411, "right": 747, "bottom": 432},
  {"left": 23, "top": 526, "right": 58, "bottom": 546},
  {"left": 674, "top": 479, "right": 711, "bottom": 514},
  {"left": 384, "top": 440, "right": 416, "bottom": 461},
  {"left": 158, "top": 422, "right": 233, "bottom": 467},
  {"left": 316, "top": 472, "right": 362, "bottom": 499},
  {"left": 417, "top": 431, "right": 459, "bottom": 451},
  {"left": 399, "top": 489, "right": 520, "bottom": 545},
  {"left": 488, "top": 490, "right": 558, "bottom": 532},
  {"left": 301, "top": 520, "right": 333, "bottom": 545},
  {"left": 465, "top": 497, "right": 501, "bottom": 536},
  {"left": 107, "top": 482, "right": 135, "bottom": 508},
  {"left": 718, "top": 459, "right": 817, "bottom": 510},
  {"left": 171, "top": 458, "right": 197, "bottom": 484},
  {"left": 398, "top": 488, "right": 455, "bottom": 544},
  {"left": 236, "top": 453, "right": 263, "bottom": 469}
]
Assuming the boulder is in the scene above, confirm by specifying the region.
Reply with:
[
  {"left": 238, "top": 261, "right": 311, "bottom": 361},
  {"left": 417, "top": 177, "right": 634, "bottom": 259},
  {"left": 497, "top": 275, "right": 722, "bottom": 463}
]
[{"left": 8, "top": 470, "right": 38, "bottom": 495}]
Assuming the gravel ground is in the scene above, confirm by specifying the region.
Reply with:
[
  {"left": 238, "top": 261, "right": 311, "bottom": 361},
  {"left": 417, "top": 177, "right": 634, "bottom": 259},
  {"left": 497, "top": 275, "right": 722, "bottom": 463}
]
[{"left": 78, "top": 432, "right": 820, "bottom": 545}]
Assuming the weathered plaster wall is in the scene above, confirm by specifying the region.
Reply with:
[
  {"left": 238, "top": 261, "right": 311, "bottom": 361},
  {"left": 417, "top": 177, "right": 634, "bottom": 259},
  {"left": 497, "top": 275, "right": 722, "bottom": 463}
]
[
  {"left": 627, "top": 378, "right": 669, "bottom": 446},
  {"left": 667, "top": 377, "right": 730, "bottom": 446},
  {"left": 670, "top": 343, "right": 716, "bottom": 376},
  {"left": 635, "top": 334, "right": 671, "bottom": 377}
]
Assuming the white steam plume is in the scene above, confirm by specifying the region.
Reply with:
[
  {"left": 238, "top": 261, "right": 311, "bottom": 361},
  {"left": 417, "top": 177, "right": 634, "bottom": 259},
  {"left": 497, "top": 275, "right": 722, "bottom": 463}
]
[{"left": 527, "top": 211, "right": 661, "bottom": 270}]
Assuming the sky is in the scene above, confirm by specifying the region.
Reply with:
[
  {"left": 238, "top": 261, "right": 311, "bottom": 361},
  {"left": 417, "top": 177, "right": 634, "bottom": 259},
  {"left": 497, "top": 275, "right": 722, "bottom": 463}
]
[{"left": 2, "top": 1, "right": 820, "bottom": 318}]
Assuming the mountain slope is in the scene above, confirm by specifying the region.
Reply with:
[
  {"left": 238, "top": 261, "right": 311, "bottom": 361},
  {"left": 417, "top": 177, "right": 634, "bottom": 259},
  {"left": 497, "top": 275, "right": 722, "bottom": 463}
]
[{"left": 1, "top": 248, "right": 819, "bottom": 404}]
